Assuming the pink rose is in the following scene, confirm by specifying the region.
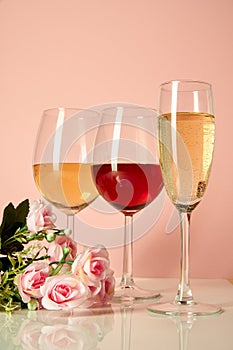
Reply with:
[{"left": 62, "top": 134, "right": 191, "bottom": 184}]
[
  {"left": 14, "top": 261, "right": 51, "bottom": 303},
  {"left": 27, "top": 199, "right": 57, "bottom": 232},
  {"left": 40, "top": 274, "right": 90, "bottom": 310},
  {"left": 95, "top": 269, "right": 115, "bottom": 304},
  {"left": 47, "top": 235, "right": 77, "bottom": 263},
  {"left": 72, "top": 245, "right": 110, "bottom": 285}
]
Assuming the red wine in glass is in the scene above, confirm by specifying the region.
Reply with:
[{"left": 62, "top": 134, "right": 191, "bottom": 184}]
[{"left": 93, "top": 163, "right": 163, "bottom": 215}]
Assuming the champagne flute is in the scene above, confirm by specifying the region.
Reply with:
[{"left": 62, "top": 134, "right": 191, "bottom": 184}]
[
  {"left": 148, "top": 80, "right": 222, "bottom": 316},
  {"left": 92, "top": 106, "right": 164, "bottom": 301},
  {"left": 33, "top": 107, "right": 99, "bottom": 239}
]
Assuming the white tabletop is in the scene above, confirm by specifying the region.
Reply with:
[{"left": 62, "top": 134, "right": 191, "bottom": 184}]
[{"left": 1, "top": 278, "right": 232, "bottom": 349}]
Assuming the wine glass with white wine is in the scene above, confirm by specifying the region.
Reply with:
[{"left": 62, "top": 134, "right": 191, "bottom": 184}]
[
  {"left": 33, "top": 107, "right": 100, "bottom": 239},
  {"left": 148, "top": 80, "right": 222, "bottom": 316}
]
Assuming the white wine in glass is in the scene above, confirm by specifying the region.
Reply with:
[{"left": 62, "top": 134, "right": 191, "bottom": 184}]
[
  {"left": 33, "top": 163, "right": 96, "bottom": 214},
  {"left": 33, "top": 108, "right": 100, "bottom": 238},
  {"left": 148, "top": 80, "right": 222, "bottom": 316}
]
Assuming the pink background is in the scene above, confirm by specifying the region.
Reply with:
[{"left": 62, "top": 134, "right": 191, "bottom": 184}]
[{"left": 0, "top": 0, "right": 232, "bottom": 278}]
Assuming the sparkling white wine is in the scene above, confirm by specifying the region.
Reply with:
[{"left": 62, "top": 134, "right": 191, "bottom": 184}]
[
  {"left": 33, "top": 163, "right": 98, "bottom": 215},
  {"left": 158, "top": 112, "right": 215, "bottom": 212}
]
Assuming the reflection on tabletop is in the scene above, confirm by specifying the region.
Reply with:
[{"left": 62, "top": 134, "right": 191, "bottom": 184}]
[
  {"left": 0, "top": 279, "right": 233, "bottom": 350},
  {"left": 0, "top": 305, "right": 114, "bottom": 350}
]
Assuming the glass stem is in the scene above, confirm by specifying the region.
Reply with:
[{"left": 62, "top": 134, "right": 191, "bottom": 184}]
[
  {"left": 120, "top": 214, "right": 135, "bottom": 287},
  {"left": 175, "top": 211, "right": 193, "bottom": 304},
  {"left": 66, "top": 214, "right": 75, "bottom": 240},
  {"left": 121, "top": 304, "right": 133, "bottom": 350},
  {"left": 177, "top": 319, "right": 193, "bottom": 350}
]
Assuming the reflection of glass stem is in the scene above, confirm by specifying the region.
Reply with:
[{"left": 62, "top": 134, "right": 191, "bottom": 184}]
[
  {"left": 66, "top": 214, "right": 75, "bottom": 240},
  {"left": 121, "top": 303, "right": 133, "bottom": 350},
  {"left": 175, "top": 317, "right": 194, "bottom": 350}
]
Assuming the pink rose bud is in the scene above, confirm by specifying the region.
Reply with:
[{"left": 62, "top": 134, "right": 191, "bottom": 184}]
[
  {"left": 27, "top": 199, "right": 57, "bottom": 233},
  {"left": 47, "top": 235, "right": 77, "bottom": 263},
  {"left": 46, "top": 232, "right": 56, "bottom": 242}
]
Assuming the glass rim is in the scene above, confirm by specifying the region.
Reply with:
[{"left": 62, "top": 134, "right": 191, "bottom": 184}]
[
  {"left": 101, "top": 105, "right": 158, "bottom": 116},
  {"left": 42, "top": 107, "right": 99, "bottom": 114},
  {"left": 160, "top": 79, "right": 212, "bottom": 91}
]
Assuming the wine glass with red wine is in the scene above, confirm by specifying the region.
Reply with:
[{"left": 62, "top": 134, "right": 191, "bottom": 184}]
[{"left": 92, "top": 106, "right": 164, "bottom": 301}]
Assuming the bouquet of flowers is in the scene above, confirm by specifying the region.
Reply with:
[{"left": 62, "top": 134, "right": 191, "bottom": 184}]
[{"left": 0, "top": 199, "right": 115, "bottom": 312}]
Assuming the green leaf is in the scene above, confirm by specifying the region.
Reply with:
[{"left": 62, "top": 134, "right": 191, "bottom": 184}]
[
  {"left": 1, "top": 271, "right": 8, "bottom": 285},
  {"left": 7, "top": 255, "right": 16, "bottom": 269},
  {"left": 0, "top": 204, "right": 16, "bottom": 235},
  {"left": 15, "top": 199, "right": 29, "bottom": 227},
  {"left": 0, "top": 203, "right": 16, "bottom": 250},
  {"left": 0, "top": 200, "right": 29, "bottom": 254}
]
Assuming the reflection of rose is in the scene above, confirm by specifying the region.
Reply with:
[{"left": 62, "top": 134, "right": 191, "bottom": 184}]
[
  {"left": 39, "top": 324, "right": 97, "bottom": 350},
  {"left": 36, "top": 309, "right": 73, "bottom": 325},
  {"left": 14, "top": 307, "right": 114, "bottom": 350},
  {"left": 14, "top": 261, "right": 51, "bottom": 303},
  {"left": 70, "top": 307, "right": 115, "bottom": 343},
  {"left": 40, "top": 274, "right": 89, "bottom": 310},
  {"left": 27, "top": 199, "right": 56, "bottom": 233},
  {"left": 14, "top": 319, "right": 44, "bottom": 350}
]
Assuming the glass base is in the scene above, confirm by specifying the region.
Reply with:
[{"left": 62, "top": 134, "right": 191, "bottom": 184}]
[
  {"left": 113, "top": 283, "right": 161, "bottom": 303},
  {"left": 147, "top": 300, "right": 222, "bottom": 317}
]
